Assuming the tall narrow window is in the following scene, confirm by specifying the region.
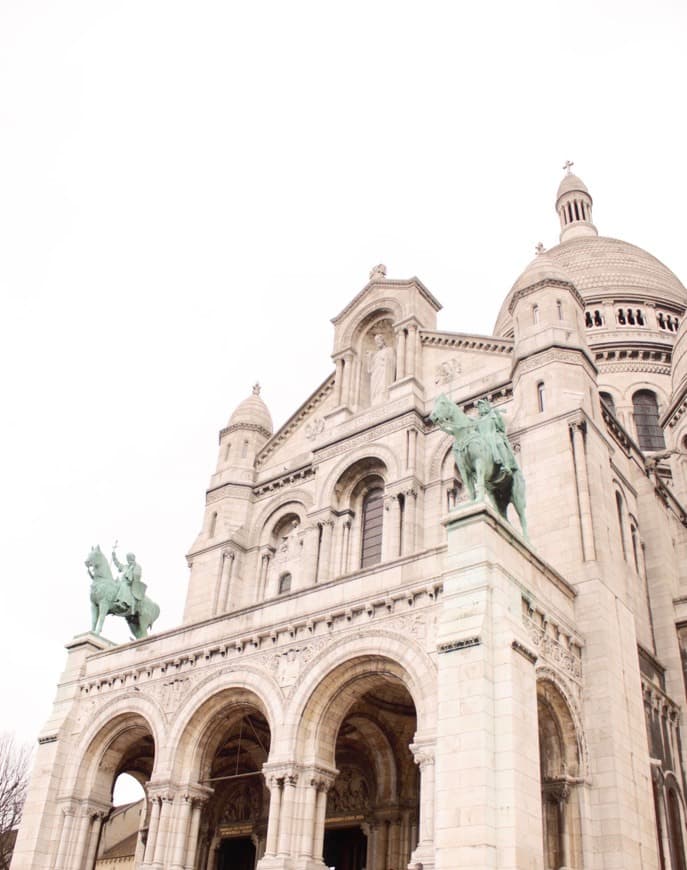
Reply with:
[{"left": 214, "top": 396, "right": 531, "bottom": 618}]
[
  {"left": 278, "top": 573, "right": 292, "bottom": 594},
  {"left": 556, "top": 300, "right": 563, "bottom": 319},
  {"left": 361, "top": 488, "right": 384, "bottom": 568},
  {"left": 224, "top": 442, "right": 232, "bottom": 460},
  {"left": 533, "top": 304, "right": 540, "bottom": 325},
  {"left": 242, "top": 439, "right": 249, "bottom": 458},
  {"left": 537, "top": 381, "right": 545, "bottom": 413},
  {"left": 209, "top": 511, "right": 217, "bottom": 537},
  {"left": 616, "top": 492, "right": 627, "bottom": 560},
  {"left": 633, "top": 390, "right": 666, "bottom": 450}
]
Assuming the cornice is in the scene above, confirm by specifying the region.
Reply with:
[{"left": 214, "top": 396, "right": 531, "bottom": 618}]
[
  {"left": 331, "top": 276, "right": 442, "bottom": 325},
  {"left": 420, "top": 330, "right": 513, "bottom": 356}
]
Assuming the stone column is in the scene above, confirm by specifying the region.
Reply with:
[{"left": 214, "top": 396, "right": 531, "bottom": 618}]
[
  {"left": 382, "top": 494, "right": 401, "bottom": 561},
  {"left": 53, "top": 803, "right": 76, "bottom": 870},
  {"left": 171, "top": 794, "right": 193, "bottom": 870},
  {"left": 277, "top": 771, "right": 299, "bottom": 856},
  {"left": 264, "top": 773, "right": 283, "bottom": 858},
  {"left": 374, "top": 818, "right": 389, "bottom": 870},
  {"left": 143, "top": 796, "right": 161, "bottom": 866},
  {"left": 407, "top": 324, "right": 418, "bottom": 379},
  {"left": 318, "top": 519, "right": 334, "bottom": 583},
  {"left": 335, "top": 514, "right": 352, "bottom": 578},
  {"left": 410, "top": 743, "right": 435, "bottom": 865},
  {"left": 334, "top": 357, "right": 344, "bottom": 405},
  {"left": 151, "top": 794, "right": 174, "bottom": 869},
  {"left": 311, "top": 774, "right": 336, "bottom": 863},
  {"left": 214, "top": 549, "right": 235, "bottom": 614},
  {"left": 301, "top": 523, "right": 319, "bottom": 586},
  {"left": 341, "top": 351, "right": 354, "bottom": 407},
  {"left": 569, "top": 420, "right": 596, "bottom": 561},
  {"left": 184, "top": 797, "right": 205, "bottom": 870},
  {"left": 259, "top": 549, "right": 273, "bottom": 597},
  {"left": 84, "top": 809, "right": 107, "bottom": 870},
  {"left": 395, "top": 328, "right": 407, "bottom": 380},
  {"left": 68, "top": 805, "right": 93, "bottom": 870},
  {"left": 298, "top": 775, "right": 320, "bottom": 859},
  {"left": 402, "top": 487, "right": 417, "bottom": 555}
]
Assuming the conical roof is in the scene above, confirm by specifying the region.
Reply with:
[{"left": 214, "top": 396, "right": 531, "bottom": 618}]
[{"left": 228, "top": 384, "right": 273, "bottom": 434}]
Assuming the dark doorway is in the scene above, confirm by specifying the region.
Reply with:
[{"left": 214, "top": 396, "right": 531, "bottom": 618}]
[
  {"left": 323, "top": 826, "right": 367, "bottom": 870},
  {"left": 218, "top": 836, "right": 256, "bottom": 870}
]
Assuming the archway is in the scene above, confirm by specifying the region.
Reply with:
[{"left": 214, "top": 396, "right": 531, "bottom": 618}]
[
  {"left": 195, "top": 700, "right": 271, "bottom": 870},
  {"left": 304, "top": 661, "right": 420, "bottom": 870},
  {"left": 537, "top": 681, "right": 583, "bottom": 869},
  {"left": 60, "top": 712, "right": 156, "bottom": 870}
]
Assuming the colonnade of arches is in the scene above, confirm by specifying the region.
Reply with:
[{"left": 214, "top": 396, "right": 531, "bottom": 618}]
[{"left": 45, "top": 651, "right": 606, "bottom": 870}]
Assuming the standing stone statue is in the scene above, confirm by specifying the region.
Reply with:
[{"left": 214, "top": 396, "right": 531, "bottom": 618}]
[{"left": 366, "top": 334, "right": 395, "bottom": 405}]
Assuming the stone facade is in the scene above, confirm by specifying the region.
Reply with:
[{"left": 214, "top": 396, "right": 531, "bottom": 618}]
[{"left": 12, "top": 169, "right": 687, "bottom": 869}]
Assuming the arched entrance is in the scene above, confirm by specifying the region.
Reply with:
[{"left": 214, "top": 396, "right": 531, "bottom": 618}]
[
  {"left": 305, "top": 662, "right": 420, "bottom": 870},
  {"left": 537, "top": 680, "right": 583, "bottom": 869},
  {"left": 197, "top": 702, "right": 271, "bottom": 870},
  {"left": 57, "top": 711, "right": 157, "bottom": 870}
]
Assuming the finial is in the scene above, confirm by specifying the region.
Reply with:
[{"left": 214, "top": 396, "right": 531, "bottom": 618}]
[
  {"left": 535, "top": 242, "right": 546, "bottom": 255},
  {"left": 562, "top": 159, "right": 574, "bottom": 174},
  {"left": 369, "top": 264, "right": 387, "bottom": 280},
  {"left": 252, "top": 382, "right": 261, "bottom": 396}
]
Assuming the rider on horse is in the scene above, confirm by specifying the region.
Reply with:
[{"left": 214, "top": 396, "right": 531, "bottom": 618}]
[
  {"left": 112, "top": 547, "right": 147, "bottom": 619},
  {"left": 476, "top": 398, "right": 518, "bottom": 473}
]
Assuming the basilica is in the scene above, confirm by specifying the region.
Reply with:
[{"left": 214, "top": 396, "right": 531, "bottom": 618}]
[{"left": 12, "top": 168, "right": 687, "bottom": 870}]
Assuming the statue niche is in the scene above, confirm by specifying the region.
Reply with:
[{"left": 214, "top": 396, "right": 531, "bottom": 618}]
[{"left": 362, "top": 321, "right": 395, "bottom": 408}]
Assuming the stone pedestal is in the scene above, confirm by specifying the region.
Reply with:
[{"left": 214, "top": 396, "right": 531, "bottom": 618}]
[{"left": 434, "top": 502, "right": 544, "bottom": 870}]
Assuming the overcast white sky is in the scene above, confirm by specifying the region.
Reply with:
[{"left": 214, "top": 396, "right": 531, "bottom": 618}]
[{"left": 2, "top": 1, "right": 687, "bottom": 747}]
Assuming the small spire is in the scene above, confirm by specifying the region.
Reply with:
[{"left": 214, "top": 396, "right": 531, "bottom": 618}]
[
  {"left": 252, "top": 382, "right": 261, "bottom": 396},
  {"left": 562, "top": 159, "right": 574, "bottom": 174},
  {"left": 535, "top": 242, "right": 546, "bottom": 255}
]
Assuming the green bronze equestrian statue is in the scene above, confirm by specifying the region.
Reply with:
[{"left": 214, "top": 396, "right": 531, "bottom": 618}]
[
  {"left": 85, "top": 544, "right": 160, "bottom": 639},
  {"left": 430, "top": 394, "right": 528, "bottom": 539}
]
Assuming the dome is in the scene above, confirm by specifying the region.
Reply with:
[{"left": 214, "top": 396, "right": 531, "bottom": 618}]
[
  {"left": 228, "top": 384, "right": 273, "bottom": 435},
  {"left": 510, "top": 250, "right": 574, "bottom": 297},
  {"left": 495, "top": 236, "right": 687, "bottom": 336},
  {"left": 556, "top": 173, "right": 590, "bottom": 202}
]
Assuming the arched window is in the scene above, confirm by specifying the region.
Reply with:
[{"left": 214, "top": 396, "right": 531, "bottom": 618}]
[
  {"left": 532, "top": 304, "right": 540, "bottom": 325},
  {"left": 278, "top": 573, "right": 292, "bottom": 594},
  {"left": 537, "top": 381, "right": 545, "bottom": 413},
  {"left": 556, "top": 300, "right": 563, "bottom": 320},
  {"left": 209, "top": 511, "right": 218, "bottom": 538},
  {"left": 633, "top": 390, "right": 666, "bottom": 451},
  {"left": 361, "top": 487, "right": 384, "bottom": 568},
  {"left": 599, "top": 391, "right": 616, "bottom": 414},
  {"left": 241, "top": 439, "right": 249, "bottom": 458}
]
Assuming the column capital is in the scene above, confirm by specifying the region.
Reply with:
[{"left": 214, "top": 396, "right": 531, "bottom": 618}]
[
  {"left": 178, "top": 782, "right": 214, "bottom": 805},
  {"left": 410, "top": 741, "right": 435, "bottom": 768}
]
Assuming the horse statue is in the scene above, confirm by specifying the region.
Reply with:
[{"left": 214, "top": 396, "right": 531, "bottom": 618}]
[
  {"left": 85, "top": 545, "right": 160, "bottom": 639},
  {"left": 430, "top": 394, "right": 528, "bottom": 539}
]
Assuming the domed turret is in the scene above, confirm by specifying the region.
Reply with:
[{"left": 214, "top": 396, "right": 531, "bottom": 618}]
[
  {"left": 211, "top": 384, "right": 273, "bottom": 488},
  {"left": 556, "top": 161, "right": 597, "bottom": 243},
  {"left": 228, "top": 383, "right": 273, "bottom": 436}
]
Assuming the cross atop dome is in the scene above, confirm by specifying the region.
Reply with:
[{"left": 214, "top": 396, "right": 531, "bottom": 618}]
[{"left": 562, "top": 159, "right": 574, "bottom": 174}]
